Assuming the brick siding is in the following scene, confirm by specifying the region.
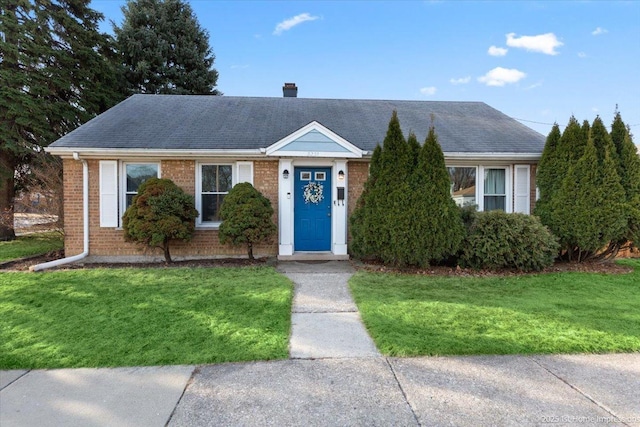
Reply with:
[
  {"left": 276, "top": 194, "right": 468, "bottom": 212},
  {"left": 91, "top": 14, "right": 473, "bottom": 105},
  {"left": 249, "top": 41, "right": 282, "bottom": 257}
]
[
  {"left": 62, "top": 157, "right": 540, "bottom": 259},
  {"left": 63, "top": 159, "right": 279, "bottom": 259}
]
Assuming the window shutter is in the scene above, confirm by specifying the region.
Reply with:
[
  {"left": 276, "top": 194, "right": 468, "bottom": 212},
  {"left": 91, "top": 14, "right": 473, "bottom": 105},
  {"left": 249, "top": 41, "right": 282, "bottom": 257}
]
[
  {"left": 514, "top": 165, "right": 530, "bottom": 214},
  {"left": 99, "top": 161, "right": 118, "bottom": 227},
  {"left": 236, "top": 162, "right": 253, "bottom": 185}
]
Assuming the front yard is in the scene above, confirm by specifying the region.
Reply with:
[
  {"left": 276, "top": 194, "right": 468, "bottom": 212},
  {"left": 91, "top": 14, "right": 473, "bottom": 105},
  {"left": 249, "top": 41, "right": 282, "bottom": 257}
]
[
  {"left": 350, "top": 259, "right": 640, "bottom": 356},
  {"left": 0, "top": 232, "right": 63, "bottom": 263},
  {"left": 0, "top": 267, "right": 292, "bottom": 369}
]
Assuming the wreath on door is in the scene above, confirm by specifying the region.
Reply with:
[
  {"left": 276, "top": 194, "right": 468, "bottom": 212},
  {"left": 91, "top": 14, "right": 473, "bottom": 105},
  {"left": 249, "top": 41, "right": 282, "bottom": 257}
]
[{"left": 303, "top": 182, "right": 324, "bottom": 204}]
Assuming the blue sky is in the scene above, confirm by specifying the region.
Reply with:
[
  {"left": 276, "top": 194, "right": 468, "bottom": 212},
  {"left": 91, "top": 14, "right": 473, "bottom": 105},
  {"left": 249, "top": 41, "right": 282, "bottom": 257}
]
[{"left": 92, "top": 0, "right": 640, "bottom": 137}]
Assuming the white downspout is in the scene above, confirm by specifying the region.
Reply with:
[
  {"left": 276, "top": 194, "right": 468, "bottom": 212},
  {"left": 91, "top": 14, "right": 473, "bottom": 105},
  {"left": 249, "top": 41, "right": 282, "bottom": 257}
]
[{"left": 31, "top": 152, "right": 89, "bottom": 271}]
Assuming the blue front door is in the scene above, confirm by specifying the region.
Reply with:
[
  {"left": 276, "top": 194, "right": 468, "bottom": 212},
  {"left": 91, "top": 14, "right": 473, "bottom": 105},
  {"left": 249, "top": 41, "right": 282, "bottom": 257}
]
[{"left": 294, "top": 167, "right": 332, "bottom": 251}]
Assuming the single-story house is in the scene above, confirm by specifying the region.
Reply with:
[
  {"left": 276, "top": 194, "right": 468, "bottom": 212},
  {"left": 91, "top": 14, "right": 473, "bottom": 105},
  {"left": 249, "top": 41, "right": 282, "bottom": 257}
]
[{"left": 44, "top": 84, "right": 545, "bottom": 263}]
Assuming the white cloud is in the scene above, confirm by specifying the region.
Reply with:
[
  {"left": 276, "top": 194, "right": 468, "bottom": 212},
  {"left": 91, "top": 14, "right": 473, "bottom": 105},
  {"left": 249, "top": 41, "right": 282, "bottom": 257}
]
[
  {"left": 577, "top": 52, "right": 587, "bottom": 58},
  {"left": 450, "top": 76, "right": 471, "bottom": 85},
  {"left": 592, "top": 107, "right": 599, "bottom": 113},
  {"left": 592, "top": 27, "right": 608, "bottom": 36},
  {"left": 478, "top": 67, "right": 526, "bottom": 87},
  {"left": 420, "top": 86, "right": 437, "bottom": 96},
  {"left": 273, "top": 13, "right": 319, "bottom": 35},
  {"left": 488, "top": 46, "right": 508, "bottom": 56},
  {"left": 506, "top": 32, "right": 563, "bottom": 55},
  {"left": 525, "top": 82, "right": 543, "bottom": 90}
]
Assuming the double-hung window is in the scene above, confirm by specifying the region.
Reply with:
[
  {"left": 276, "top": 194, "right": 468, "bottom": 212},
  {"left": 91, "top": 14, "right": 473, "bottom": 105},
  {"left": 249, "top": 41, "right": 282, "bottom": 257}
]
[
  {"left": 200, "top": 164, "right": 233, "bottom": 223},
  {"left": 196, "top": 162, "right": 253, "bottom": 226},
  {"left": 483, "top": 167, "right": 507, "bottom": 211}
]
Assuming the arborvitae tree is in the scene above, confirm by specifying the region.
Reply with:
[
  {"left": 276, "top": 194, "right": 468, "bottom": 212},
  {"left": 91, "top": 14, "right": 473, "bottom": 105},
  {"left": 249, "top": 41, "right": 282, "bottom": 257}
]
[
  {"left": 590, "top": 117, "right": 614, "bottom": 166},
  {"left": 371, "top": 111, "right": 412, "bottom": 264},
  {"left": 0, "top": 0, "right": 123, "bottom": 240},
  {"left": 404, "top": 127, "right": 464, "bottom": 266},
  {"left": 533, "top": 124, "right": 562, "bottom": 228},
  {"left": 123, "top": 178, "right": 199, "bottom": 263},
  {"left": 350, "top": 111, "right": 411, "bottom": 263},
  {"left": 407, "top": 132, "right": 421, "bottom": 170},
  {"left": 349, "top": 145, "right": 381, "bottom": 257},
  {"left": 609, "top": 112, "right": 640, "bottom": 250},
  {"left": 219, "top": 183, "right": 276, "bottom": 260},
  {"left": 537, "top": 116, "right": 587, "bottom": 251},
  {"left": 350, "top": 113, "right": 463, "bottom": 267},
  {"left": 553, "top": 128, "right": 626, "bottom": 261},
  {"left": 561, "top": 116, "right": 587, "bottom": 165},
  {"left": 114, "top": 0, "right": 220, "bottom": 95}
]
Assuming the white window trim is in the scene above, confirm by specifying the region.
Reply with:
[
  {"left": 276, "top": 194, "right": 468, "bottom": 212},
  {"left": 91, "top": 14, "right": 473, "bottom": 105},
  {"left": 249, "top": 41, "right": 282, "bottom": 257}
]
[
  {"left": 478, "top": 165, "right": 512, "bottom": 213},
  {"left": 446, "top": 165, "right": 479, "bottom": 208},
  {"left": 195, "top": 162, "right": 235, "bottom": 228},
  {"left": 120, "top": 161, "right": 161, "bottom": 225}
]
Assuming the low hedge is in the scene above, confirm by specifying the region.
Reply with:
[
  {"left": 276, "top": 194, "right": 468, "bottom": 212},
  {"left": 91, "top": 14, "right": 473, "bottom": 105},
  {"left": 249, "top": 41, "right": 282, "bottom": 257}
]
[{"left": 462, "top": 211, "right": 559, "bottom": 271}]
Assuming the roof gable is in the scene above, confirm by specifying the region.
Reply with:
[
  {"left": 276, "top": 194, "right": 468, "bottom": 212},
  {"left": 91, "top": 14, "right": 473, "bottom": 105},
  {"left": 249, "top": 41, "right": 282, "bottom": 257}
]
[{"left": 266, "top": 121, "right": 363, "bottom": 158}]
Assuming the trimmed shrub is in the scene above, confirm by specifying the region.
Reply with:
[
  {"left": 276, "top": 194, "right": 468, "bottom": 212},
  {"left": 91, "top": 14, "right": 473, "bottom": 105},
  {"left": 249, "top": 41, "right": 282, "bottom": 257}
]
[
  {"left": 350, "top": 112, "right": 464, "bottom": 267},
  {"left": 219, "top": 182, "right": 276, "bottom": 260},
  {"left": 462, "top": 211, "right": 559, "bottom": 272},
  {"left": 123, "top": 178, "right": 199, "bottom": 263}
]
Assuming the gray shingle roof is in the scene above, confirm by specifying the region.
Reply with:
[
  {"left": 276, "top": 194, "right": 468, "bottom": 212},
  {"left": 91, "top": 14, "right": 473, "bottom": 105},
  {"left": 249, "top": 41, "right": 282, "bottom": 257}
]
[{"left": 49, "top": 94, "right": 545, "bottom": 153}]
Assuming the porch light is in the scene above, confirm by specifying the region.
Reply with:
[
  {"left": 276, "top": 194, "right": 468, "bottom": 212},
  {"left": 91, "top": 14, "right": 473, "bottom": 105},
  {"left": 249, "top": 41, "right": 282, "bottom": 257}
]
[
  {"left": 338, "top": 170, "right": 345, "bottom": 181},
  {"left": 283, "top": 169, "right": 289, "bottom": 179}
]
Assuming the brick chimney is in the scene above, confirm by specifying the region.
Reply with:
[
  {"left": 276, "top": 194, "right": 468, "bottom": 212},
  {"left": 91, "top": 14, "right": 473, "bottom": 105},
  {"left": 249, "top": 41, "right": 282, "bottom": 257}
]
[{"left": 283, "top": 82, "right": 298, "bottom": 98}]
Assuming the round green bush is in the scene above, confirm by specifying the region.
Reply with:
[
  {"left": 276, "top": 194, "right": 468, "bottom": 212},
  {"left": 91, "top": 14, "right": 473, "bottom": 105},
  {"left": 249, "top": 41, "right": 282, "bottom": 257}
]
[
  {"left": 122, "top": 178, "right": 199, "bottom": 263},
  {"left": 219, "top": 182, "right": 276, "bottom": 260},
  {"left": 462, "top": 211, "right": 559, "bottom": 271}
]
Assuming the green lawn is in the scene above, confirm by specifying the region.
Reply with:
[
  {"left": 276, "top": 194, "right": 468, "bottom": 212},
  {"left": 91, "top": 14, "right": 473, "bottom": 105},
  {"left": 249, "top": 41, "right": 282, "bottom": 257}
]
[
  {"left": 0, "top": 232, "right": 63, "bottom": 262},
  {"left": 0, "top": 267, "right": 292, "bottom": 369},
  {"left": 350, "top": 259, "right": 640, "bottom": 356}
]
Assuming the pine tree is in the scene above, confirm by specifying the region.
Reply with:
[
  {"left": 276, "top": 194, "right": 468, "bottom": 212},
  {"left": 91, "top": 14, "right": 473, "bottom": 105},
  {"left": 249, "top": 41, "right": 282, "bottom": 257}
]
[
  {"left": 0, "top": 0, "right": 123, "bottom": 240},
  {"left": 114, "top": 0, "right": 220, "bottom": 95}
]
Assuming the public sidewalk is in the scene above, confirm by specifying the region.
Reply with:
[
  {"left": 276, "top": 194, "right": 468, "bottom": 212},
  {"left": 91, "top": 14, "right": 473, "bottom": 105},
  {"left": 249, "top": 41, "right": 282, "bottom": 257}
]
[{"left": 1, "top": 261, "right": 639, "bottom": 426}]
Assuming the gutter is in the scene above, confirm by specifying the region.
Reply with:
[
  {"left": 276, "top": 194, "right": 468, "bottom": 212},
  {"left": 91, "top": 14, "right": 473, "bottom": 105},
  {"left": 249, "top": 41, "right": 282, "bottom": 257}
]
[{"left": 31, "top": 152, "right": 89, "bottom": 271}]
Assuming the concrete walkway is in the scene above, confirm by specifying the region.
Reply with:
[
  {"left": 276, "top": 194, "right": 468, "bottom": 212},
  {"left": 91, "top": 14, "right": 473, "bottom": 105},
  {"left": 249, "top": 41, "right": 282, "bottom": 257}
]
[
  {"left": 277, "top": 260, "right": 380, "bottom": 359},
  {"left": 2, "top": 261, "right": 639, "bottom": 426}
]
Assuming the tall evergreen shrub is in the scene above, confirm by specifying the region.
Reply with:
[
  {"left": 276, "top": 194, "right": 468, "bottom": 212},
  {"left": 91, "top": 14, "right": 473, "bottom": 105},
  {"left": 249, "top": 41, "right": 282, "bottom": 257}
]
[
  {"left": 544, "top": 118, "right": 627, "bottom": 261},
  {"left": 349, "top": 112, "right": 463, "bottom": 266},
  {"left": 402, "top": 127, "right": 464, "bottom": 266},
  {"left": 610, "top": 112, "right": 640, "bottom": 248}
]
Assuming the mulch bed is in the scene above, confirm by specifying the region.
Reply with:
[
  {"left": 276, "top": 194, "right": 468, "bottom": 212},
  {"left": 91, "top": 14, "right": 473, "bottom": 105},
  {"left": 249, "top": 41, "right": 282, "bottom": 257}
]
[
  {"left": 1, "top": 251, "right": 270, "bottom": 272},
  {"left": 2, "top": 251, "right": 634, "bottom": 275},
  {"left": 355, "top": 259, "right": 635, "bottom": 276}
]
